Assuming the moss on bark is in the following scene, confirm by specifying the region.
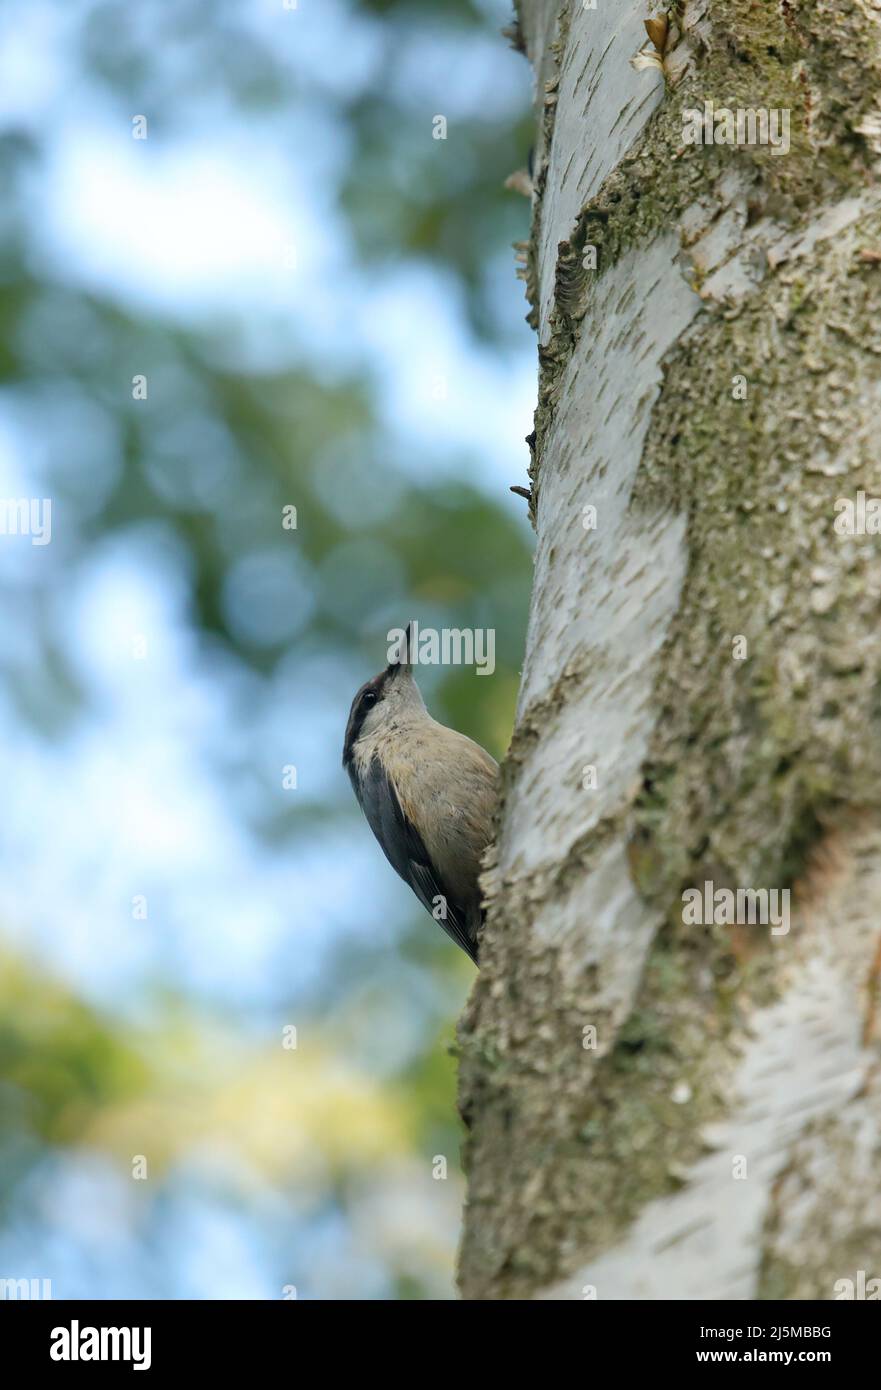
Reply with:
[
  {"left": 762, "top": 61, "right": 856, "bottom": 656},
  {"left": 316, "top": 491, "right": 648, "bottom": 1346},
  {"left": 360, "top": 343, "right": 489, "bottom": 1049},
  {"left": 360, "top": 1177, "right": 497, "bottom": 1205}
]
[{"left": 459, "top": 0, "right": 881, "bottom": 1300}]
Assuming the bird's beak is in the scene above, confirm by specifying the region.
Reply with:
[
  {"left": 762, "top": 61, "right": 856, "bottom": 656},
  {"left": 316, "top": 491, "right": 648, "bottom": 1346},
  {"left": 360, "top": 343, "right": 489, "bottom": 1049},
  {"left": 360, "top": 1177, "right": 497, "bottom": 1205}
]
[{"left": 387, "top": 620, "right": 416, "bottom": 676}]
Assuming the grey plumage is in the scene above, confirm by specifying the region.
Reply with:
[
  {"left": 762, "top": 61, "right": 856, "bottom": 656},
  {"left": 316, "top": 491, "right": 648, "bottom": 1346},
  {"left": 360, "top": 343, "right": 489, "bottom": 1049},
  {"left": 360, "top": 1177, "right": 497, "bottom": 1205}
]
[{"left": 343, "top": 629, "right": 499, "bottom": 964}]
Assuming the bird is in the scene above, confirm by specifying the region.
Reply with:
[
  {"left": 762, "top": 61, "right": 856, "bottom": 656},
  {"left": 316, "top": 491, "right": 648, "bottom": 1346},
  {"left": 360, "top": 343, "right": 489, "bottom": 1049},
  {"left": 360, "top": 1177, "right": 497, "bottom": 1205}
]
[{"left": 343, "top": 623, "right": 499, "bottom": 964}]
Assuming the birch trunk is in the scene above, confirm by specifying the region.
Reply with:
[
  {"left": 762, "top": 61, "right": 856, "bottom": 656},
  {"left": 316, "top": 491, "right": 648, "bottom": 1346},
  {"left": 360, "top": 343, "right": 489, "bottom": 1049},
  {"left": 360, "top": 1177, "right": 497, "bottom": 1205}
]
[{"left": 458, "top": 0, "right": 881, "bottom": 1301}]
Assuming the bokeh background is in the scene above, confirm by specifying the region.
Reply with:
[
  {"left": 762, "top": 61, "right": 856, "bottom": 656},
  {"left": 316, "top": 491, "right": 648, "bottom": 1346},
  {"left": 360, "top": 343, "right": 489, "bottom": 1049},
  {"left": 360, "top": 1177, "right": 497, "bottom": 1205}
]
[{"left": 0, "top": 0, "right": 535, "bottom": 1298}]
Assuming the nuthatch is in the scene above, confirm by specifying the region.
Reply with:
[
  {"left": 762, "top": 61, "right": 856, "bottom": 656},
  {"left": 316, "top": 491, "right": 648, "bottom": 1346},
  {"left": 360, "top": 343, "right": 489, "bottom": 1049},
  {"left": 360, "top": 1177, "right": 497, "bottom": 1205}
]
[{"left": 343, "top": 624, "right": 499, "bottom": 964}]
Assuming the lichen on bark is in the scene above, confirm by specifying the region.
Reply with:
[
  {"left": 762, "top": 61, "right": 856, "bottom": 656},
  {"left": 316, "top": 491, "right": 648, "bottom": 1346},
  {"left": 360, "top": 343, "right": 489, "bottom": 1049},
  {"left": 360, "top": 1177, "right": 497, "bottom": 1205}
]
[
  {"left": 759, "top": 1098, "right": 881, "bottom": 1300},
  {"left": 631, "top": 204, "right": 881, "bottom": 909},
  {"left": 458, "top": 0, "right": 881, "bottom": 1302}
]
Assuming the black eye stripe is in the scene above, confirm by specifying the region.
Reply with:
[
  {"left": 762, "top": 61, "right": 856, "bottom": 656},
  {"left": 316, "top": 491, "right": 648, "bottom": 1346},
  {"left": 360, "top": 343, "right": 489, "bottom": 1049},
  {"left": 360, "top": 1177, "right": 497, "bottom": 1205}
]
[{"left": 343, "top": 673, "right": 390, "bottom": 768}]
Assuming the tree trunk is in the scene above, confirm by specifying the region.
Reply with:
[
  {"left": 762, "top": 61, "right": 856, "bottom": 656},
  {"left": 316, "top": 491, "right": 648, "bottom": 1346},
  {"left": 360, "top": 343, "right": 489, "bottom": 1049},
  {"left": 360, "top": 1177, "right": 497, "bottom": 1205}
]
[{"left": 458, "top": 0, "right": 881, "bottom": 1301}]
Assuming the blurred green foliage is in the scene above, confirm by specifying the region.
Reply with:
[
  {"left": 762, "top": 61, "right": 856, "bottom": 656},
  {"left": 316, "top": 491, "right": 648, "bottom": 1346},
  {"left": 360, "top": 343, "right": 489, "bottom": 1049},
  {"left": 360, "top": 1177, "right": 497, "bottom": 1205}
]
[{"left": 0, "top": 0, "right": 534, "bottom": 1298}]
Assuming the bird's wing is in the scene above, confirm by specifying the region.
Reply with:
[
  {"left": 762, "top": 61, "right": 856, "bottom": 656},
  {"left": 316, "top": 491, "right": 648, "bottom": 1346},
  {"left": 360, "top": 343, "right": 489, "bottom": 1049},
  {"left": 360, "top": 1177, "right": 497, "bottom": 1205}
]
[{"left": 353, "top": 755, "right": 478, "bottom": 962}]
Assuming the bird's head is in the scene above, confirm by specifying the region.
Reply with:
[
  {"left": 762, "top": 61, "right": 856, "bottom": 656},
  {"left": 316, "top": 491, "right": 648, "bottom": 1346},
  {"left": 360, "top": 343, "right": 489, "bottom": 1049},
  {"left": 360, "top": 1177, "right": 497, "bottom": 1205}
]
[{"left": 342, "top": 621, "right": 426, "bottom": 766}]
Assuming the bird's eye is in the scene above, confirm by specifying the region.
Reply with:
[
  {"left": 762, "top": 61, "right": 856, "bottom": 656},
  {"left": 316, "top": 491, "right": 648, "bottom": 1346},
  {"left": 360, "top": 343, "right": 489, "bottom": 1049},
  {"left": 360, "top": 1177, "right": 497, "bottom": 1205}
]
[{"left": 362, "top": 691, "right": 377, "bottom": 708}]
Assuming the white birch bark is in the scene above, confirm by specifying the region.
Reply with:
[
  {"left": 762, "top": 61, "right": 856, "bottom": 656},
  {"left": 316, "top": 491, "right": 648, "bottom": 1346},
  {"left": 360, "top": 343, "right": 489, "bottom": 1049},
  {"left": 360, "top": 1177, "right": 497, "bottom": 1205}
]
[{"left": 458, "top": 0, "right": 881, "bottom": 1301}]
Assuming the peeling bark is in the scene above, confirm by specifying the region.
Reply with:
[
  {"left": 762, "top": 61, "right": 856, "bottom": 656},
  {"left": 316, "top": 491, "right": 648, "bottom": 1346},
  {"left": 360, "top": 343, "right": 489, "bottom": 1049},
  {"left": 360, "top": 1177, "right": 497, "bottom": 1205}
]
[{"left": 458, "top": 0, "right": 881, "bottom": 1300}]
